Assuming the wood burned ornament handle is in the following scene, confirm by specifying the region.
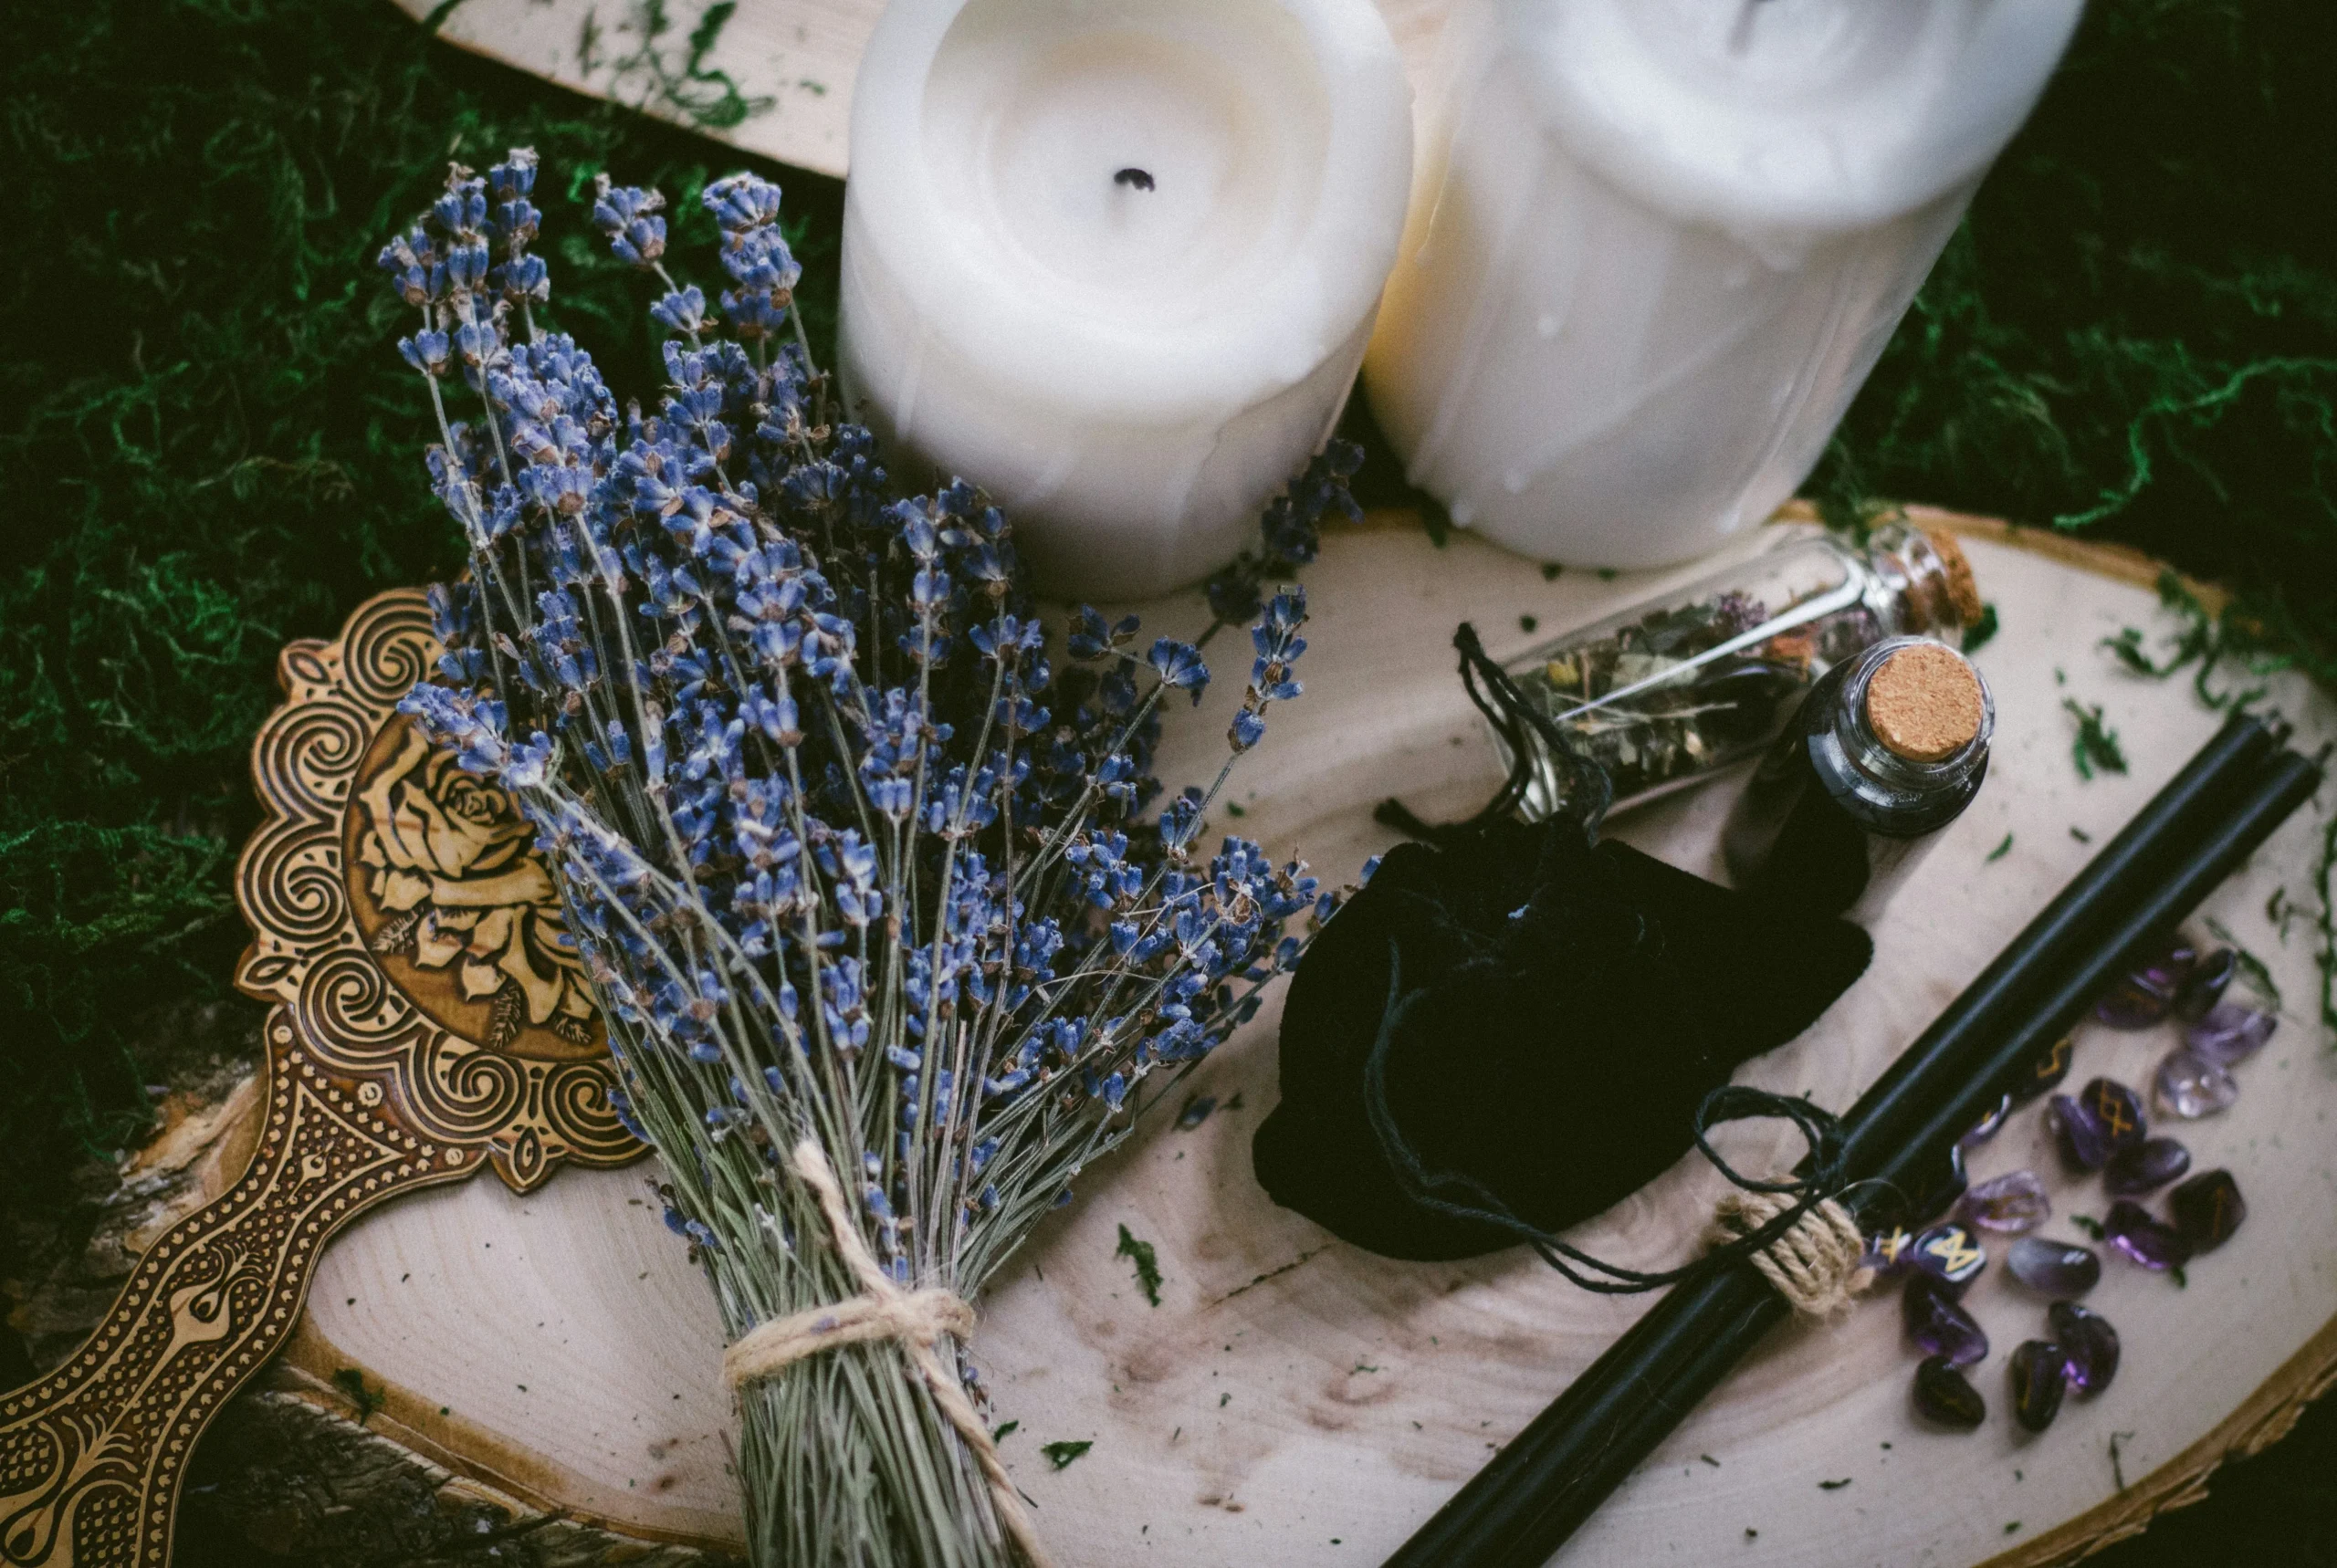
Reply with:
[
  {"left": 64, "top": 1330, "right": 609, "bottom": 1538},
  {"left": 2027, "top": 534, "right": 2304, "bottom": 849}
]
[{"left": 0, "top": 1022, "right": 479, "bottom": 1568}]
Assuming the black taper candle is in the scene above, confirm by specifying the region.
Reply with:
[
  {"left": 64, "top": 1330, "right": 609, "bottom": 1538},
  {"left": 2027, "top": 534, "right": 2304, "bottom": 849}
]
[{"left": 1384, "top": 718, "right": 2311, "bottom": 1568}]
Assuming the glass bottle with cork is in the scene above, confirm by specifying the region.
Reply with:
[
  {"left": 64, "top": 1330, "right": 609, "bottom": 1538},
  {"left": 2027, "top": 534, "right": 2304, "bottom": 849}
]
[
  {"left": 1723, "top": 635, "right": 1995, "bottom": 920},
  {"left": 1498, "top": 523, "right": 1984, "bottom": 818}
]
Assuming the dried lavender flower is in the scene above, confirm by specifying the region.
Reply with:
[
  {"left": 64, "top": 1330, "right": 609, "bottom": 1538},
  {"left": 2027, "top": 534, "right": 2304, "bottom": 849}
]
[{"left": 383, "top": 153, "right": 1357, "bottom": 1568}]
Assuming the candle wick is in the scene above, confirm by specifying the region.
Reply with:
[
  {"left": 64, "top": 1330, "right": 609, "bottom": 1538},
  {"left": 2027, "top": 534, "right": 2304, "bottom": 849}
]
[{"left": 1113, "top": 167, "right": 1157, "bottom": 193}]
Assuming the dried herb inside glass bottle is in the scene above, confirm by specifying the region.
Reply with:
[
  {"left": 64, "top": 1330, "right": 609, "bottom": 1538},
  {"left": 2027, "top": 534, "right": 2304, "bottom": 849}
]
[
  {"left": 1500, "top": 525, "right": 1981, "bottom": 816},
  {"left": 1723, "top": 636, "right": 1995, "bottom": 920}
]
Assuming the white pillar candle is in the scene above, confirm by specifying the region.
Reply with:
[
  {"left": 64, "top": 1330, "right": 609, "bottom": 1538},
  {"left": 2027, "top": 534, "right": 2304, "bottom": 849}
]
[
  {"left": 1365, "top": 0, "right": 2081, "bottom": 570},
  {"left": 838, "top": 0, "right": 1413, "bottom": 600}
]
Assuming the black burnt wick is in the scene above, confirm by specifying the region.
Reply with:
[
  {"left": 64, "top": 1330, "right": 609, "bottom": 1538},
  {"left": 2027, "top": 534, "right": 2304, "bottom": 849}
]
[{"left": 1114, "top": 167, "right": 1157, "bottom": 192}]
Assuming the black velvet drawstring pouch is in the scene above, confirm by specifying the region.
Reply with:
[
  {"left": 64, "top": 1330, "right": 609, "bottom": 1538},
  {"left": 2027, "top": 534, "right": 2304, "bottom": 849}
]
[
  {"left": 1252, "top": 815, "right": 1873, "bottom": 1260},
  {"left": 1251, "top": 627, "right": 1875, "bottom": 1263}
]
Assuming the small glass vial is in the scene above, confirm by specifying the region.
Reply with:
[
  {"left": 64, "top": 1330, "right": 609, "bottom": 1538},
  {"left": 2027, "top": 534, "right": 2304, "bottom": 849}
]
[
  {"left": 1723, "top": 637, "right": 1995, "bottom": 921},
  {"left": 1502, "top": 524, "right": 1981, "bottom": 817}
]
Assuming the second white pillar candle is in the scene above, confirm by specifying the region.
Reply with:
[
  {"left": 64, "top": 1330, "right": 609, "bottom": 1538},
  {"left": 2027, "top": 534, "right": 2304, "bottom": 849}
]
[
  {"left": 838, "top": 0, "right": 1413, "bottom": 601},
  {"left": 1366, "top": 0, "right": 2080, "bottom": 571}
]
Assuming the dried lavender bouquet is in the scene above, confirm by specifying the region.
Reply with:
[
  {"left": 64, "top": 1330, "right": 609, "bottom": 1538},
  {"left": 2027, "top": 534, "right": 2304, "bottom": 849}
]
[{"left": 379, "top": 149, "right": 1354, "bottom": 1568}]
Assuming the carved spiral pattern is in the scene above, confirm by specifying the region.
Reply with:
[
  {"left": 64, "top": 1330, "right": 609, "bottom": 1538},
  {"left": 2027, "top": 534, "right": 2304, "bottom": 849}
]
[
  {"left": 296, "top": 948, "right": 416, "bottom": 1061},
  {"left": 410, "top": 1043, "right": 527, "bottom": 1143},
  {"left": 542, "top": 1060, "right": 636, "bottom": 1164},
  {"left": 249, "top": 698, "right": 369, "bottom": 816},
  {"left": 338, "top": 596, "right": 435, "bottom": 710},
  {"left": 240, "top": 820, "right": 348, "bottom": 945}
]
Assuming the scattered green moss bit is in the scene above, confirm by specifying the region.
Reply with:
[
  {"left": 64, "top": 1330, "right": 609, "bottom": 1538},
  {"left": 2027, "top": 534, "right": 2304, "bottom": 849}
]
[
  {"left": 1224, "top": 800, "right": 1246, "bottom": 818},
  {"left": 2172, "top": 1265, "right": 2189, "bottom": 1288},
  {"left": 1962, "top": 602, "right": 2001, "bottom": 653},
  {"left": 585, "top": 0, "right": 775, "bottom": 131},
  {"left": 2064, "top": 699, "right": 2129, "bottom": 780},
  {"left": 1987, "top": 832, "right": 2015, "bottom": 862},
  {"left": 1818, "top": 1478, "right": 1852, "bottom": 1490},
  {"left": 1116, "top": 1223, "right": 1163, "bottom": 1307},
  {"left": 2102, "top": 625, "right": 2169, "bottom": 675},
  {"left": 2071, "top": 1214, "right": 2106, "bottom": 1239},
  {"left": 2071, "top": 826, "right": 2094, "bottom": 843},
  {"left": 2206, "top": 917, "right": 2284, "bottom": 1009},
  {"left": 2007, "top": 1522, "right": 2023, "bottom": 1534},
  {"left": 1541, "top": 562, "right": 1564, "bottom": 581},
  {"left": 1597, "top": 568, "right": 1619, "bottom": 581},
  {"left": 991, "top": 1420, "right": 1019, "bottom": 1443},
  {"left": 1041, "top": 1440, "right": 1093, "bottom": 1470},
  {"left": 1519, "top": 614, "right": 1539, "bottom": 633},
  {"left": 332, "top": 1367, "right": 386, "bottom": 1427}
]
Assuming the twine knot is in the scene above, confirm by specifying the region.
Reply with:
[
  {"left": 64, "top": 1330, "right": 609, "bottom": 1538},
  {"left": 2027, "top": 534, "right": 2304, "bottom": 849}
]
[
  {"left": 723, "top": 1140, "right": 1055, "bottom": 1568},
  {"left": 1708, "top": 1189, "right": 1874, "bottom": 1316}
]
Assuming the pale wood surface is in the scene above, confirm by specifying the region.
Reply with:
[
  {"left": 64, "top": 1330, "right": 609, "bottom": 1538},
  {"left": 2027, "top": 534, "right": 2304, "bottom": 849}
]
[
  {"left": 391, "top": 0, "right": 1457, "bottom": 179},
  {"left": 275, "top": 521, "right": 2335, "bottom": 1565}
]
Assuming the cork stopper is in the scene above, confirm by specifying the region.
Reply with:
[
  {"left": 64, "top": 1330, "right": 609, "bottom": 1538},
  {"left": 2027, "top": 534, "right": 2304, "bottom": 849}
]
[
  {"left": 1922, "top": 528, "right": 1986, "bottom": 627},
  {"left": 1866, "top": 643, "right": 1985, "bottom": 763}
]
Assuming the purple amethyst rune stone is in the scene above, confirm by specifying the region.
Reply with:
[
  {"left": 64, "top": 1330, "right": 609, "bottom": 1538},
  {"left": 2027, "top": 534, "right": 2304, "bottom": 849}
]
[
  {"left": 2104, "top": 1198, "right": 2196, "bottom": 1271},
  {"left": 2154, "top": 1049, "right": 2237, "bottom": 1120},
  {"left": 2093, "top": 941, "right": 2196, "bottom": 1030},
  {"left": 2054, "top": 1078, "right": 2145, "bottom": 1168},
  {"left": 2009, "top": 1340, "right": 2070, "bottom": 1432},
  {"left": 1913, "top": 1355, "right": 1987, "bottom": 1430},
  {"left": 2048, "top": 1301, "right": 2121, "bottom": 1395},
  {"left": 2007, "top": 1236, "right": 2101, "bottom": 1296},
  {"left": 1861, "top": 1226, "right": 1916, "bottom": 1279},
  {"left": 1957, "top": 1169, "right": 2050, "bottom": 1233},
  {"left": 1908, "top": 1223, "right": 1988, "bottom": 1291},
  {"left": 1903, "top": 1273, "right": 1990, "bottom": 1367},
  {"left": 2104, "top": 1136, "right": 2192, "bottom": 1197},
  {"left": 2186, "top": 1002, "right": 2277, "bottom": 1067},
  {"left": 2169, "top": 1169, "right": 2247, "bottom": 1251},
  {"left": 2175, "top": 947, "right": 2238, "bottom": 1020},
  {"left": 2011, "top": 1035, "right": 2077, "bottom": 1105}
]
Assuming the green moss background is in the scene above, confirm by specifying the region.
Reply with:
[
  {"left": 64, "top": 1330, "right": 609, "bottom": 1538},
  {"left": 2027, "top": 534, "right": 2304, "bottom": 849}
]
[
  {"left": 0, "top": 0, "right": 2331, "bottom": 1562},
  {"left": 0, "top": 0, "right": 837, "bottom": 1216}
]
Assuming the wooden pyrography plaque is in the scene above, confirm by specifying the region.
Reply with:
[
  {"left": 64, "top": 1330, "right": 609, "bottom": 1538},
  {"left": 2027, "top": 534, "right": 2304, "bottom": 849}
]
[{"left": 0, "top": 590, "right": 643, "bottom": 1568}]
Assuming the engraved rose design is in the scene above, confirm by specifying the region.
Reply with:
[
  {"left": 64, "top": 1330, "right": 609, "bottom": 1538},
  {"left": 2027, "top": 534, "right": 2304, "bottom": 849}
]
[{"left": 355, "top": 725, "right": 594, "bottom": 1047}]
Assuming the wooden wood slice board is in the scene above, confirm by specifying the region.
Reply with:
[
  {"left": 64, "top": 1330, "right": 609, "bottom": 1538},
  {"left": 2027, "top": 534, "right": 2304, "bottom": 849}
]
[
  {"left": 257, "top": 515, "right": 2335, "bottom": 1566},
  {"left": 392, "top": 0, "right": 1458, "bottom": 181}
]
